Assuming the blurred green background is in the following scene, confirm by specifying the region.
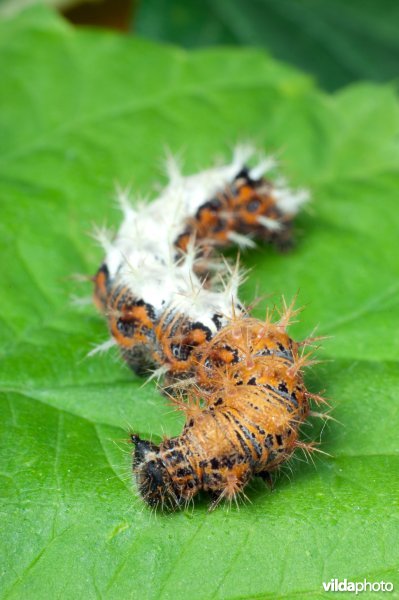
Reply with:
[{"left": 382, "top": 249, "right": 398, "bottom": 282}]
[{"left": 1, "top": 0, "right": 398, "bottom": 91}]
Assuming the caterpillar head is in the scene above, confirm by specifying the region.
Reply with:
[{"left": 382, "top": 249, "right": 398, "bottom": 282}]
[{"left": 130, "top": 434, "right": 183, "bottom": 510}]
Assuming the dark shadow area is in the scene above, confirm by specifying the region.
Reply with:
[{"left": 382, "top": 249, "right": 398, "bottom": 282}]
[{"left": 63, "top": 0, "right": 134, "bottom": 31}]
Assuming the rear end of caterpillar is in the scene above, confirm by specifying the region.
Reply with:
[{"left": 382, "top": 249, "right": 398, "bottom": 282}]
[{"left": 174, "top": 166, "right": 294, "bottom": 255}]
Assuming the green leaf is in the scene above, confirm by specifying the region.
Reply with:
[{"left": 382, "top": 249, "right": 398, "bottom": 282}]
[
  {"left": 0, "top": 0, "right": 89, "bottom": 18},
  {"left": 1, "top": 7, "right": 398, "bottom": 599},
  {"left": 134, "top": 0, "right": 399, "bottom": 91}
]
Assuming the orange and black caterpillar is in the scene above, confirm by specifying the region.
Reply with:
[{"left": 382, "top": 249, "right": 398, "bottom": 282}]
[{"left": 91, "top": 146, "right": 323, "bottom": 510}]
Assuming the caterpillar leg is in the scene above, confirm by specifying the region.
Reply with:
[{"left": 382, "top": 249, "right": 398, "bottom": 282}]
[
  {"left": 258, "top": 470, "right": 274, "bottom": 491},
  {"left": 208, "top": 491, "right": 225, "bottom": 512},
  {"left": 207, "top": 465, "right": 252, "bottom": 511}
]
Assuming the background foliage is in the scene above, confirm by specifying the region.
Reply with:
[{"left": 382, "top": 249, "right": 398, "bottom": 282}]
[
  {"left": 136, "top": 0, "right": 399, "bottom": 92},
  {"left": 2, "top": 0, "right": 399, "bottom": 92},
  {"left": 0, "top": 6, "right": 398, "bottom": 600}
]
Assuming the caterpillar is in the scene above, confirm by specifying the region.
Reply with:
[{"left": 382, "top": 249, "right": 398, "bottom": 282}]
[{"left": 91, "top": 145, "right": 324, "bottom": 511}]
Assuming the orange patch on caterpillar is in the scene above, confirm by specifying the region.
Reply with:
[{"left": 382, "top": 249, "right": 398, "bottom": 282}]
[
  {"left": 105, "top": 285, "right": 157, "bottom": 351},
  {"left": 93, "top": 264, "right": 110, "bottom": 311},
  {"left": 155, "top": 314, "right": 212, "bottom": 376},
  {"left": 174, "top": 173, "right": 292, "bottom": 255}
]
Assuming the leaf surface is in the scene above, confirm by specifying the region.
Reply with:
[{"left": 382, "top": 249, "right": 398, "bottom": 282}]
[{"left": 0, "top": 8, "right": 398, "bottom": 599}]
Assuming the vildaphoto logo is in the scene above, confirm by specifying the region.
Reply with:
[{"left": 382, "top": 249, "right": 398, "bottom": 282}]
[{"left": 322, "top": 579, "right": 394, "bottom": 594}]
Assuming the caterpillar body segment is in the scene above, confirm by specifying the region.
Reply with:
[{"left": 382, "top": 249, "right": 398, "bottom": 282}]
[{"left": 131, "top": 319, "right": 310, "bottom": 510}]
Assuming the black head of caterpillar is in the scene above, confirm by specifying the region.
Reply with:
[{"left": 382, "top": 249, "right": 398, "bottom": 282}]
[{"left": 131, "top": 435, "right": 186, "bottom": 510}]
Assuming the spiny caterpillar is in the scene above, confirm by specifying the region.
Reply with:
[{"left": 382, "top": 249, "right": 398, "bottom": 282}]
[{"left": 92, "top": 145, "right": 325, "bottom": 511}]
